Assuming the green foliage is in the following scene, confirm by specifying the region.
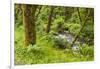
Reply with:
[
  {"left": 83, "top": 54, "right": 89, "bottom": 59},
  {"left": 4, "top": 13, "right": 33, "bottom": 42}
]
[
  {"left": 51, "top": 15, "right": 64, "bottom": 32},
  {"left": 14, "top": 4, "right": 23, "bottom": 28},
  {"left": 14, "top": 4, "right": 94, "bottom": 65},
  {"left": 27, "top": 44, "right": 42, "bottom": 53},
  {"left": 78, "top": 44, "right": 94, "bottom": 57},
  {"left": 68, "top": 11, "right": 80, "bottom": 24},
  {"left": 64, "top": 23, "right": 81, "bottom": 35},
  {"left": 54, "top": 36, "right": 70, "bottom": 49}
]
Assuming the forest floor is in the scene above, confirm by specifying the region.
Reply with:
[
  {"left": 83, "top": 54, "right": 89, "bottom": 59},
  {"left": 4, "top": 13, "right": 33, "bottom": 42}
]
[{"left": 14, "top": 26, "right": 94, "bottom": 65}]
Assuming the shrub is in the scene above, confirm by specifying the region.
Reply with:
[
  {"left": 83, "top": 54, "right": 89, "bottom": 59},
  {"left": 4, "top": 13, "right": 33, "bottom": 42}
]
[
  {"left": 78, "top": 44, "right": 94, "bottom": 57},
  {"left": 54, "top": 35, "right": 71, "bottom": 49}
]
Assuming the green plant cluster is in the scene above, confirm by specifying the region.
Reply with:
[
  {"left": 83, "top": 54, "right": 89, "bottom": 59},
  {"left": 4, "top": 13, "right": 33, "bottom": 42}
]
[{"left": 14, "top": 4, "right": 94, "bottom": 65}]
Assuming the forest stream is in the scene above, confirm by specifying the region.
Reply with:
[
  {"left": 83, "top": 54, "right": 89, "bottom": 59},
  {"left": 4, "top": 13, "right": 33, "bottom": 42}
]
[{"left": 54, "top": 32, "right": 80, "bottom": 50}]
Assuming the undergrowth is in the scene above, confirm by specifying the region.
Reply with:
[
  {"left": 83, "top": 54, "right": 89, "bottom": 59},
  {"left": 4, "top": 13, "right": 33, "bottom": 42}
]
[{"left": 14, "top": 26, "right": 94, "bottom": 65}]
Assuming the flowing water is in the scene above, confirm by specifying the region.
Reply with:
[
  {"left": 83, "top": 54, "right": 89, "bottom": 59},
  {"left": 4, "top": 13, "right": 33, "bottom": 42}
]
[{"left": 54, "top": 33, "right": 79, "bottom": 50}]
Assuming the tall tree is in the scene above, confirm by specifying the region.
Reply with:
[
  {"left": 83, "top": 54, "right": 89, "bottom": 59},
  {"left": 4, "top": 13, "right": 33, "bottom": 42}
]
[
  {"left": 71, "top": 8, "right": 92, "bottom": 47},
  {"left": 77, "top": 8, "right": 83, "bottom": 26},
  {"left": 22, "top": 4, "right": 38, "bottom": 46},
  {"left": 46, "top": 6, "right": 54, "bottom": 33}
]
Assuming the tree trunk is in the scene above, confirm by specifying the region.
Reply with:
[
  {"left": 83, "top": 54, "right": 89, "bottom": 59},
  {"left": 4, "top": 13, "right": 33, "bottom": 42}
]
[
  {"left": 71, "top": 9, "right": 91, "bottom": 47},
  {"left": 46, "top": 6, "right": 54, "bottom": 33},
  {"left": 77, "top": 8, "right": 83, "bottom": 26},
  {"left": 22, "top": 4, "right": 37, "bottom": 46},
  {"left": 64, "top": 8, "right": 68, "bottom": 22}
]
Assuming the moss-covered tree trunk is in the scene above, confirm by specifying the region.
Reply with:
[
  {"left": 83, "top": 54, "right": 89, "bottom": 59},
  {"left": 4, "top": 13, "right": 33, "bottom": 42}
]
[
  {"left": 46, "top": 6, "right": 54, "bottom": 33},
  {"left": 22, "top": 4, "right": 37, "bottom": 46}
]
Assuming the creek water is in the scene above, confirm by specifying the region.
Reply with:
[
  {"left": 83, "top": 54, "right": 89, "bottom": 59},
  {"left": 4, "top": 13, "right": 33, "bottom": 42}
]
[{"left": 54, "top": 33, "right": 79, "bottom": 50}]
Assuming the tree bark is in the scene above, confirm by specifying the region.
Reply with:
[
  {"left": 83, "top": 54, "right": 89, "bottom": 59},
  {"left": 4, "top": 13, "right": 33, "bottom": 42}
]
[
  {"left": 77, "top": 8, "right": 83, "bottom": 26},
  {"left": 22, "top": 4, "right": 37, "bottom": 46},
  {"left": 46, "top": 6, "right": 54, "bottom": 33}
]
